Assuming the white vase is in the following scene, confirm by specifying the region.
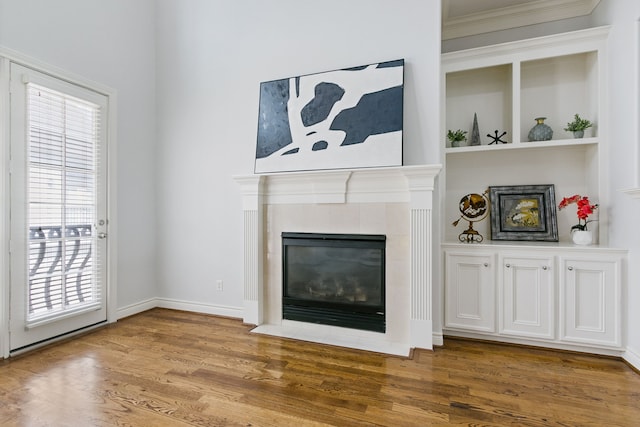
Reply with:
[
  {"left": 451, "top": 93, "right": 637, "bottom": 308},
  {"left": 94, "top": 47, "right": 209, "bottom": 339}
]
[{"left": 572, "top": 230, "right": 593, "bottom": 245}]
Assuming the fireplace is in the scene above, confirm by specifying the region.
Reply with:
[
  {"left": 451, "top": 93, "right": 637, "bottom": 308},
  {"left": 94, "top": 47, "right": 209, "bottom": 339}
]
[
  {"left": 234, "top": 165, "right": 441, "bottom": 355},
  {"left": 282, "top": 232, "right": 385, "bottom": 332}
]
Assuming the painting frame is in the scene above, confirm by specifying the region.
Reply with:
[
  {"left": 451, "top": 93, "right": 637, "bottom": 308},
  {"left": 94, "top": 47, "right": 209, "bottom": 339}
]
[
  {"left": 489, "top": 184, "right": 558, "bottom": 242},
  {"left": 254, "top": 59, "right": 404, "bottom": 174}
]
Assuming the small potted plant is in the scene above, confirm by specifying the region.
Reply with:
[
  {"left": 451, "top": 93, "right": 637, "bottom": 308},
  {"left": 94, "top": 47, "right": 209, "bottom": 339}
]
[
  {"left": 563, "top": 114, "right": 592, "bottom": 138},
  {"left": 447, "top": 129, "right": 467, "bottom": 148}
]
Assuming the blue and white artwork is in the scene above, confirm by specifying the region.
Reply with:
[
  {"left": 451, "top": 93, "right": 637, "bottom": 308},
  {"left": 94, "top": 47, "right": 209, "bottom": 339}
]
[{"left": 255, "top": 59, "right": 404, "bottom": 173}]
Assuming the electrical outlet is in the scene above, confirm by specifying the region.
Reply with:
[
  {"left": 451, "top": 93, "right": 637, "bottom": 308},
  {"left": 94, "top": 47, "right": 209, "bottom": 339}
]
[{"left": 216, "top": 280, "right": 223, "bottom": 291}]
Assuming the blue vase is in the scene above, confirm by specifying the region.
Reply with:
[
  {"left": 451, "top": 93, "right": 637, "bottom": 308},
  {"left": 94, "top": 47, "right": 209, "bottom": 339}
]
[{"left": 528, "top": 117, "right": 553, "bottom": 141}]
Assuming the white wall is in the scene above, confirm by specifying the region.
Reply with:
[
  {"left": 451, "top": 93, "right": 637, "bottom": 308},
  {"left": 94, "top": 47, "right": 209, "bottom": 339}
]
[
  {"left": 0, "top": 0, "right": 159, "bottom": 310},
  {"left": 154, "top": 0, "right": 442, "bottom": 316}
]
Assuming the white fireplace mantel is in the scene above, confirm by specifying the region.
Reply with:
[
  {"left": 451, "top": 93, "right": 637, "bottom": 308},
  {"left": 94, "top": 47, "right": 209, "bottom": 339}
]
[{"left": 234, "top": 164, "right": 441, "bottom": 356}]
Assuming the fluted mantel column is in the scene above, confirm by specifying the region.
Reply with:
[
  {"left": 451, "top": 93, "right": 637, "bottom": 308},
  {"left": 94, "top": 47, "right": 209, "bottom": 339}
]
[
  {"left": 233, "top": 175, "right": 264, "bottom": 325},
  {"left": 403, "top": 166, "right": 439, "bottom": 349}
]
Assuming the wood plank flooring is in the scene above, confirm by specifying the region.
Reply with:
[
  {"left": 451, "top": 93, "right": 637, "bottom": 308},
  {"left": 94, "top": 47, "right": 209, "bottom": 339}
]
[{"left": 1, "top": 308, "right": 639, "bottom": 426}]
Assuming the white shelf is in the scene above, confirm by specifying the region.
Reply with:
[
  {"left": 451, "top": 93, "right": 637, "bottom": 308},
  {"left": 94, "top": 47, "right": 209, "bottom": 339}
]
[
  {"left": 445, "top": 137, "right": 598, "bottom": 154},
  {"left": 442, "top": 240, "right": 626, "bottom": 253}
]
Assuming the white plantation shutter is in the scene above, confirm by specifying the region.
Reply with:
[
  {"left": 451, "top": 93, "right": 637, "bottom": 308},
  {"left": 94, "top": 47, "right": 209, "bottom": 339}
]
[{"left": 26, "top": 83, "right": 102, "bottom": 324}]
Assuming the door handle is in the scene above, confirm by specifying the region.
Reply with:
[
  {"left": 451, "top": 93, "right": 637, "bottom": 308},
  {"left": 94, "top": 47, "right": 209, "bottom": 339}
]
[{"left": 98, "top": 232, "right": 108, "bottom": 239}]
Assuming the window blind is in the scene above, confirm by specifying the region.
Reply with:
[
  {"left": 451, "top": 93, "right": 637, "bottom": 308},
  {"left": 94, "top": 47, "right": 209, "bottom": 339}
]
[{"left": 26, "top": 83, "right": 102, "bottom": 321}]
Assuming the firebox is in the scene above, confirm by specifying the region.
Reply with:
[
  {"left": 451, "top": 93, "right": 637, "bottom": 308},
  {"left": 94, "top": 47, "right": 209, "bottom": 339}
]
[{"left": 282, "top": 232, "right": 386, "bottom": 333}]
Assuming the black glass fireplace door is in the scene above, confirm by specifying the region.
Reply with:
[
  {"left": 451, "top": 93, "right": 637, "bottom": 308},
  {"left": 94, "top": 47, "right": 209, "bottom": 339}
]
[{"left": 282, "top": 232, "right": 385, "bottom": 333}]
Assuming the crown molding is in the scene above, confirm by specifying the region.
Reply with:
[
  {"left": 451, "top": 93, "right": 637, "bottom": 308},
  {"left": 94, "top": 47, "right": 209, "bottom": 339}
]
[
  {"left": 441, "top": 25, "right": 609, "bottom": 70},
  {"left": 442, "top": 0, "right": 601, "bottom": 40}
]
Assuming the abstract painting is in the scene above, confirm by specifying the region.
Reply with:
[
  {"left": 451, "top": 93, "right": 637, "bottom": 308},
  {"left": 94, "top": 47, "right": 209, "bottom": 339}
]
[{"left": 255, "top": 59, "right": 404, "bottom": 173}]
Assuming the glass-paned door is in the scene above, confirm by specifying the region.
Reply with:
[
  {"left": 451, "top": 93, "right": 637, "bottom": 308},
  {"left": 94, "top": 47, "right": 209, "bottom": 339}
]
[{"left": 9, "top": 63, "right": 108, "bottom": 352}]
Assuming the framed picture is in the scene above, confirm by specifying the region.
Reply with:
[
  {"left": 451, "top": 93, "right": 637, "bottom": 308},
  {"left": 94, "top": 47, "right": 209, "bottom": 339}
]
[
  {"left": 489, "top": 184, "right": 558, "bottom": 242},
  {"left": 254, "top": 59, "right": 404, "bottom": 174}
]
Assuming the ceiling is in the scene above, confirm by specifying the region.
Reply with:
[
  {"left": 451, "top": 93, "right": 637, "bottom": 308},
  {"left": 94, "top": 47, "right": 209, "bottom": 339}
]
[{"left": 442, "top": 0, "right": 601, "bottom": 40}]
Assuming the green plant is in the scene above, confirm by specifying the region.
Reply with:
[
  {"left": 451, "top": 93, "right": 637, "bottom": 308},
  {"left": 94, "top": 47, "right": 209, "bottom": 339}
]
[
  {"left": 447, "top": 129, "right": 467, "bottom": 142},
  {"left": 564, "top": 114, "right": 593, "bottom": 132}
]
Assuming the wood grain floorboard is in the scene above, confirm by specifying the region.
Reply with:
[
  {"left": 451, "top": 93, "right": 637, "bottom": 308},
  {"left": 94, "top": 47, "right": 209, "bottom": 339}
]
[{"left": 1, "top": 308, "right": 639, "bottom": 426}]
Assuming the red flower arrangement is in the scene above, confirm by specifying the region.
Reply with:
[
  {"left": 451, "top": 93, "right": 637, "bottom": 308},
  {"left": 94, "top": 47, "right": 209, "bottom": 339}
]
[{"left": 558, "top": 194, "right": 598, "bottom": 231}]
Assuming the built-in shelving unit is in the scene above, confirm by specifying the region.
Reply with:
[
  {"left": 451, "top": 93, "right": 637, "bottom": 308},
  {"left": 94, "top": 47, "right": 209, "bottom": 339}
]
[
  {"left": 440, "top": 27, "right": 627, "bottom": 356},
  {"left": 441, "top": 26, "right": 609, "bottom": 245}
]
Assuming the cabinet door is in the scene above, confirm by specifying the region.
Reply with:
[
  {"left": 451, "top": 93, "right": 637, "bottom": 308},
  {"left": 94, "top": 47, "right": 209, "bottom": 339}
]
[
  {"left": 445, "top": 252, "right": 495, "bottom": 332},
  {"left": 500, "top": 256, "right": 554, "bottom": 340},
  {"left": 560, "top": 257, "right": 621, "bottom": 348}
]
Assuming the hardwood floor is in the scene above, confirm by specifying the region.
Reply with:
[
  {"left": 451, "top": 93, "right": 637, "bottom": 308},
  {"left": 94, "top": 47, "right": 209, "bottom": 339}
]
[{"left": 1, "top": 308, "right": 639, "bottom": 426}]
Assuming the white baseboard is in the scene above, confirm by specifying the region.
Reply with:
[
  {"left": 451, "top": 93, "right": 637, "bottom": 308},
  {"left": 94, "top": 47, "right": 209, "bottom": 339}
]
[
  {"left": 116, "top": 298, "right": 243, "bottom": 321},
  {"left": 432, "top": 332, "right": 444, "bottom": 347},
  {"left": 155, "top": 298, "right": 243, "bottom": 319},
  {"left": 624, "top": 345, "right": 640, "bottom": 371},
  {"left": 116, "top": 298, "right": 158, "bottom": 320}
]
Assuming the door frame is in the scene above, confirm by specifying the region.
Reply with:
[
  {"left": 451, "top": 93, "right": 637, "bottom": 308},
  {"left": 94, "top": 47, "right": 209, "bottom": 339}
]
[{"left": 0, "top": 47, "right": 118, "bottom": 358}]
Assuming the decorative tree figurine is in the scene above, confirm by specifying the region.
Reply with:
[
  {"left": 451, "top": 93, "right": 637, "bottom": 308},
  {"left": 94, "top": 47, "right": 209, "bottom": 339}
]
[{"left": 470, "top": 113, "right": 481, "bottom": 146}]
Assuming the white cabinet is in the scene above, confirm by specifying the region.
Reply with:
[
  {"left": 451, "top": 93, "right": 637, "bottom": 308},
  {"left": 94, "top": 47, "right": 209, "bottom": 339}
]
[
  {"left": 500, "top": 254, "right": 554, "bottom": 340},
  {"left": 444, "top": 251, "right": 495, "bottom": 332},
  {"left": 560, "top": 256, "right": 621, "bottom": 348},
  {"left": 443, "top": 245, "right": 625, "bottom": 354},
  {"left": 440, "top": 27, "right": 625, "bottom": 356}
]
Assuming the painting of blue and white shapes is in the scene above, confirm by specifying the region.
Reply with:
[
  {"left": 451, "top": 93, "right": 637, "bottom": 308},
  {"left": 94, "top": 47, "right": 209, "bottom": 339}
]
[{"left": 255, "top": 59, "right": 404, "bottom": 173}]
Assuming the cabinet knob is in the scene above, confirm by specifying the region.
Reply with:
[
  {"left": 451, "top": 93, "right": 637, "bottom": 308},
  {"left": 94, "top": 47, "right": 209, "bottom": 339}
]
[
  {"left": 484, "top": 263, "right": 489, "bottom": 267},
  {"left": 568, "top": 266, "right": 574, "bottom": 271},
  {"left": 542, "top": 266, "right": 548, "bottom": 270},
  {"left": 505, "top": 263, "right": 511, "bottom": 268}
]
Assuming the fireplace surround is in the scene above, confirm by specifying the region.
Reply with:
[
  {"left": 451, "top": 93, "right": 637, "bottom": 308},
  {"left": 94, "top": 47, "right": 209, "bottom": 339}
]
[{"left": 234, "top": 165, "right": 440, "bottom": 356}]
